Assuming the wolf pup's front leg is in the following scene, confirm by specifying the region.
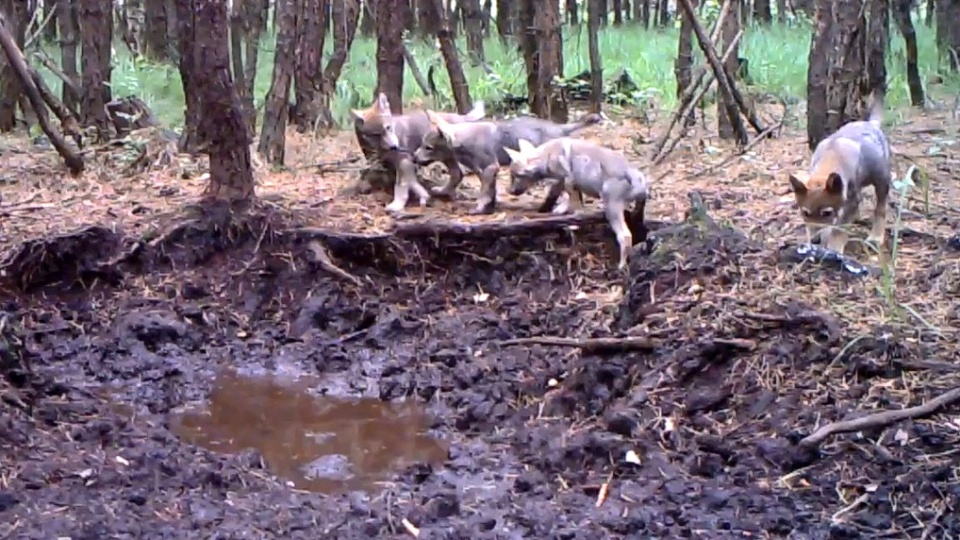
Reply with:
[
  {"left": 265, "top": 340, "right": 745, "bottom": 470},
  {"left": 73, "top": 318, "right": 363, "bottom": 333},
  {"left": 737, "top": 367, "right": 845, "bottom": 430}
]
[
  {"left": 470, "top": 164, "right": 500, "bottom": 215},
  {"left": 386, "top": 157, "right": 426, "bottom": 214}
]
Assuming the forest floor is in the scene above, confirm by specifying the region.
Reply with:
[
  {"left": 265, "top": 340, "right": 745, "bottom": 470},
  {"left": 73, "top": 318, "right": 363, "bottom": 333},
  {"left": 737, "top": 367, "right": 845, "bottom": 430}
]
[{"left": 2, "top": 101, "right": 960, "bottom": 539}]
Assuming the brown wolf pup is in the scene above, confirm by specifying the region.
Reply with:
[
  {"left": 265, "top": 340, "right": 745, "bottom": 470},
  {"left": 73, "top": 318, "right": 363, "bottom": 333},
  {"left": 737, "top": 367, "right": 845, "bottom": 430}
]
[
  {"left": 505, "top": 138, "right": 650, "bottom": 270},
  {"left": 351, "top": 93, "right": 486, "bottom": 214},
  {"left": 788, "top": 92, "right": 892, "bottom": 254}
]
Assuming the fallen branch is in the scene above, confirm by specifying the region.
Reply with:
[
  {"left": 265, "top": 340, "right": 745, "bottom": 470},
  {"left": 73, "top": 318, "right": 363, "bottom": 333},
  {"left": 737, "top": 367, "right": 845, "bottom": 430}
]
[
  {"left": 680, "top": 114, "right": 785, "bottom": 179},
  {"left": 498, "top": 335, "right": 657, "bottom": 353},
  {"left": 678, "top": 0, "right": 765, "bottom": 137},
  {"left": 652, "top": 29, "right": 744, "bottom": 166},
  {"left": 799, "top": 387, "right": 960, "bottom": 448},
  {"left": 0, "top": 13, "right": 83, "bottom": 173}
]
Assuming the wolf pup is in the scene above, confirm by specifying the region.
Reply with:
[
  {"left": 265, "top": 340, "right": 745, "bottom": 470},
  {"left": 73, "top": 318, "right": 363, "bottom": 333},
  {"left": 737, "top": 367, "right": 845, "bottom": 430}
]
[
  {"left": 505, "top": 138, "right": 651, "bottom": 270},
  {"left": 788, "top": 92, "right": 892, "bottom": 254},
  {"left": 400, "top": 111, "right": 604, "bottom": 214},
  {"left": 351, "top": 93, "right": 486, "bottom": 214}
]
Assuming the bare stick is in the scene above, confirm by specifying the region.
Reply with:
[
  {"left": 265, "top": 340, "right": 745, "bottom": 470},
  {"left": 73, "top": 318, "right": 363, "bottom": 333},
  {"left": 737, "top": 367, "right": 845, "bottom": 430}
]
[
  {"left": 799, "top": 387, "right": 960, "bottom": 448},
  {"left": 680, "top": 115, "right": 785, "bottom": 179},
  {"left": 677, "top": 0, "right": 765, "bottom": 136},
  {"left": 0, "top": 13, "right": 83, "bottom": 173},
  {"left": 498, "top": 336, "right": 657, "bottom": 353},
  {"left": 652, "top": 30, "right": 744, "bottom": 165}
]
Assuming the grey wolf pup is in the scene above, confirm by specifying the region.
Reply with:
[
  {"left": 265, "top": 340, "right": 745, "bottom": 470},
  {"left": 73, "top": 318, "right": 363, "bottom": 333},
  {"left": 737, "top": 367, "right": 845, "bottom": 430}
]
[
  {"left": 505, "top": 138, "right": 651, "bottom": 269},
  {"left": 389, "top": 110, "right": 603, "bottom": 214},
  {"left": 351, "top": 93, "right": 486, "bottom": 214}
]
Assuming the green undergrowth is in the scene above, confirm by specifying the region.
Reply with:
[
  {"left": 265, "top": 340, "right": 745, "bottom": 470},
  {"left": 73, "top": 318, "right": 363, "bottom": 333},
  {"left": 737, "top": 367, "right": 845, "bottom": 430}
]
[{"left": 38, "top": 17, "right": 959, "bottom": 132}]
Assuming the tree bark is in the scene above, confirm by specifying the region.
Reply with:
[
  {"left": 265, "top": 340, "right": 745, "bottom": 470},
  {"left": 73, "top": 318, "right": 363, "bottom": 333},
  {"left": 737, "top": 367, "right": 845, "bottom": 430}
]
[
  {"left": 806, "top": 0, "right": 867, "bottom": 151},
  {"left": 144, "top": 0, "right": 171, "bottom": 61},
  {"left": 676, "top": 0, "right": 696, "bottom": 127},
  {"left": 77, "top": 0, "right": 113, "bottom": 141},
  {"left": 461, "top": 0, "right": 485, "bottom": 65},
  {"left": 891, "top": 0, "right": 925, "bottom": 106},
  {"left": 375, "top": 0, "right": 406, "bottom": 113},
  {"left": 291, "top": 0, "right": 330, "bottom": 132},
  {"left": 56, "top": 0, "right": 81, "bottom": 114},
  {"left": 937, "top": 0, "right": 960, "bottom": 71},
  {"left": 360, "top": 0, "right": 377, "bottom": 37},
  {"left": 519, "top": 0, "right": 568, "bottom": 122},
  {"left": 318, "top": 0, "right": 360, "bottom": 129},
  {"left": 613, "top": 0, "right": 624, "bottom": 24},
  {"left": 174, "top": 0, "right": 201, "bottom": 151},
  {"left": 753, "top": 0, "right": 772, "bottom": 22},
  {"left": 496, "top": 0, "right": 516, "bottom": 40},
  {"left": 180, "top": 0, "right": 254, "bottom": 202},
  {"left": 588, "top": 0, "right": 604, "bottom": 113},
  {"left": 776, "top": 0, "right": 787, "bottom": 22},
  {"left": 417, "top": 0, "right": 441, "bottom": 37},
  {"left": 229, "top": 0, "right": 267, "bottom": 135},
  {"left": 432, "top": 0, "right": 473, "bottom": 112},
  {"left": 0, "top": 0, "right": 28, "bottom": 132},
  {"left": 258, "top": 0, "right": 299, "bottom": 164},
  {"left": 567, "top": 0, "right": 579, "bottom": 24},
  {"left": 864, "top": 0, "right": 888, "bottom": 97},
  {"left": 717, "top": 0, "right": 741, "bottom": 139},
  {"left": 657, "top": 0, "right": 670, "bottom": 26}
]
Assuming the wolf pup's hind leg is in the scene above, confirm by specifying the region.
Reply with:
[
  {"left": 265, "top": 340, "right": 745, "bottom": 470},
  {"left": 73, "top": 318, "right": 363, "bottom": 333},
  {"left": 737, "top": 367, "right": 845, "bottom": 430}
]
[{"left": 867, "top": 176, "right": 890, "bottom": 249}]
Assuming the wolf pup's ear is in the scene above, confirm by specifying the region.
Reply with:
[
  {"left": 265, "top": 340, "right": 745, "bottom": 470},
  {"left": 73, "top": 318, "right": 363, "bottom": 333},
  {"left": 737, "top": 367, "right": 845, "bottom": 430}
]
[
  {"left": 788, "top": 173, "right": 808, "bottom": 196},
  {"left": 517, "top": 139, "right": 537, "bottom": 154},
  {"left": 504, "top": 147, "right": 525, "bottom": 164},
  {"left": 375, "top": 93, "right": 392, "bottom": 116},
  {"left": 350, "top": 109, "right": 367, "bottom": 122},
  {"left": 825, "top": 173, "right": 843, "bottom": 194}
]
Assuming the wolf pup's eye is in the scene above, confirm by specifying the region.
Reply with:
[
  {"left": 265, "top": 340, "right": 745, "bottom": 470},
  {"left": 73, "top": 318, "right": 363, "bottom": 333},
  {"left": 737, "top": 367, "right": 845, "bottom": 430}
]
[
  {"left": 424, "top": 145, "right": 433, "bottom": 151},
  {"left": 800, "top": 208, "right": 813, "bottom": 217},
  {"left": 819, "top": 208, "right": 835, "bottom": 218}
]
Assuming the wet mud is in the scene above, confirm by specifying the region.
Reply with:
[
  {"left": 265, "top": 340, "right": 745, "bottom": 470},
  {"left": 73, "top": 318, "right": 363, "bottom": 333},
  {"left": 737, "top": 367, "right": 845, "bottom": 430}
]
[{"left": 2, "top": 209, "right": 960, "bottom": 539}]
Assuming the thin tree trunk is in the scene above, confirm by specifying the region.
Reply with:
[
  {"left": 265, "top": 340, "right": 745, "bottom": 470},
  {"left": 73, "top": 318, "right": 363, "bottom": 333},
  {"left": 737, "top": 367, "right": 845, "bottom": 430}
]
[
  {"left": 77, "top": 0, "right": 113, "bottom": 140},
  {"left": 375, "top": 0, "right": 406, "bottom": 112},
  {"left": 588, "top": 0, "right": 604, "bottom": 113},
  {"left": 292, "top": 0, "right": 330, "bottom": 131},
  {"left": 892, "top": 0, "right": 925, "bottom": 106},
  {"left": 258, "top": 0, "right": 299, "bottom": 164}
]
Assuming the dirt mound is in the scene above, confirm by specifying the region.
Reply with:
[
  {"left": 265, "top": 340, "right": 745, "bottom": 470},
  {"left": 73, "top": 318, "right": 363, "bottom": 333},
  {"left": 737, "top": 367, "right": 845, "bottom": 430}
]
[{"left": 2, "top": 196, "right": 960, "bottom": 539}]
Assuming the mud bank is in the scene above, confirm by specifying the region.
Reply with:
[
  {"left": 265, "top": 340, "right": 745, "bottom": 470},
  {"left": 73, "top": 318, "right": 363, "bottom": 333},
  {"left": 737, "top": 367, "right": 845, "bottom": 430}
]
[{"left": 2, "top": 206, "right": 960, "bottom": 539}]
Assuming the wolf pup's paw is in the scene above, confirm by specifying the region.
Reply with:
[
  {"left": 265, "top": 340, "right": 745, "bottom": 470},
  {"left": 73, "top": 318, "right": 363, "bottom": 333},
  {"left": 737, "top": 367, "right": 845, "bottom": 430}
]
[
  {"left": 469, "top": 203, "right": 496, "bottom": 216},
  {"left": 385, "top": 201, "right": 406, "bottom": 215}
]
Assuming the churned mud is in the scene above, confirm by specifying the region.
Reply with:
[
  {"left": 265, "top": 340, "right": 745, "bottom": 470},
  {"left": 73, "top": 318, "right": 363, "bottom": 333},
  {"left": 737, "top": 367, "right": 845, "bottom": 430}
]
[{"left": 3, "top": 112, "right": 960, "bottom": 539}]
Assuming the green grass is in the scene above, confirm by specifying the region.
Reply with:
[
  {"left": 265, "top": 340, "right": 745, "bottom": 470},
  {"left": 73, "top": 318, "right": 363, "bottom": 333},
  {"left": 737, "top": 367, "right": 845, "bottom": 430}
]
[{"left": 38, "top": 18, "right": 958, "bottom": 132}]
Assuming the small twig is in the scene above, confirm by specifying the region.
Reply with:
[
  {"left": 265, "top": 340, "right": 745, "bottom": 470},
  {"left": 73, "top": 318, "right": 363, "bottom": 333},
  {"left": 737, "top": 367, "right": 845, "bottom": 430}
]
[
  {"left": 681, "top": 117, "right": 785, "bottom": 180},
  {"left": 497, "top": 335, "right": 658, "bottom": 353},
  {"left": 401, "top": 518, "right": 421, "bottom": 538},
  {"left": 596, "top": 470, "right": 614, "bottom": 508},
  {"left": 306, "top": 240, "right": 362, "bottom": 287},
  {"left": 799, "top": 387, "right": 960, "bottom": 448}
]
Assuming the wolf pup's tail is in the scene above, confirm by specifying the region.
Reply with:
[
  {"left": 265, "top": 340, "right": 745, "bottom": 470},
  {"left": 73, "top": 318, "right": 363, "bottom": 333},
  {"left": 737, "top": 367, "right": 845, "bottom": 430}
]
[
  {"left": 561, "top": 112, "right": 604, "bottom": 136},
  {"left": 464, "top": 101, "right": 486, "bottom": 122},
  {"left": 627, "top": 168, "right": 650, "bottom": 202},
  {"left": 866, "top": 90, "right": 885, "bottom": 125}
]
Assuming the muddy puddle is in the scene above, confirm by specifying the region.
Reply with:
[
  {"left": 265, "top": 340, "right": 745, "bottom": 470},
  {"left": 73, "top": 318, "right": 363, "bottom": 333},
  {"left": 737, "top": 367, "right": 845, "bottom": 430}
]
[{"left": 169, "top": 370, "right": 448, "bottom": 494}]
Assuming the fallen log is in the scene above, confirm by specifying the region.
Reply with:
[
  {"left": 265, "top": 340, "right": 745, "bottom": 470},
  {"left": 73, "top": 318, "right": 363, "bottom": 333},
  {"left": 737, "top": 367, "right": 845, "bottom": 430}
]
[{"left": 0, "top": 13, "right": 83, "bottom": 174}]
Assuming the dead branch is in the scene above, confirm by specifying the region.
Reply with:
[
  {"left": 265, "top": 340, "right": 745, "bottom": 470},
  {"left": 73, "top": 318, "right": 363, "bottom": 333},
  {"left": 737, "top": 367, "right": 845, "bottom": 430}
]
[
  {"left": 402, "top": 42, "right": 433, "bottom": 97},
  {"left": 680, "top": 114, "right": 785, "bottom": 179},
  {"left": 32, "top": 50, "right": 83, "bottom": 99},
  {"left": 677, "top": 0, "right": 765, "bottom": 137},
  {"left": 0, "top": 13, "right": 83, "bottom": 174},
  {"left": 652, "top": 28, "right": 744, "bottom": 165},
  {"left": 498, "top": 335, "right": 658, "bottom": 353},
  {"left": 23, "top": 59, "right": 83, "bottom": 146},
  {"left": 799, "top": 387, "right": 960, "bottom": 448}
]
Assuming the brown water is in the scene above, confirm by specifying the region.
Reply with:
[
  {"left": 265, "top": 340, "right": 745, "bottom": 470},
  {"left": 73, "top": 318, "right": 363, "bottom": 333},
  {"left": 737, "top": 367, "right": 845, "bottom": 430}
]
[{"left": 168, "top": 370, "right": 448, "bottom": 494}]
